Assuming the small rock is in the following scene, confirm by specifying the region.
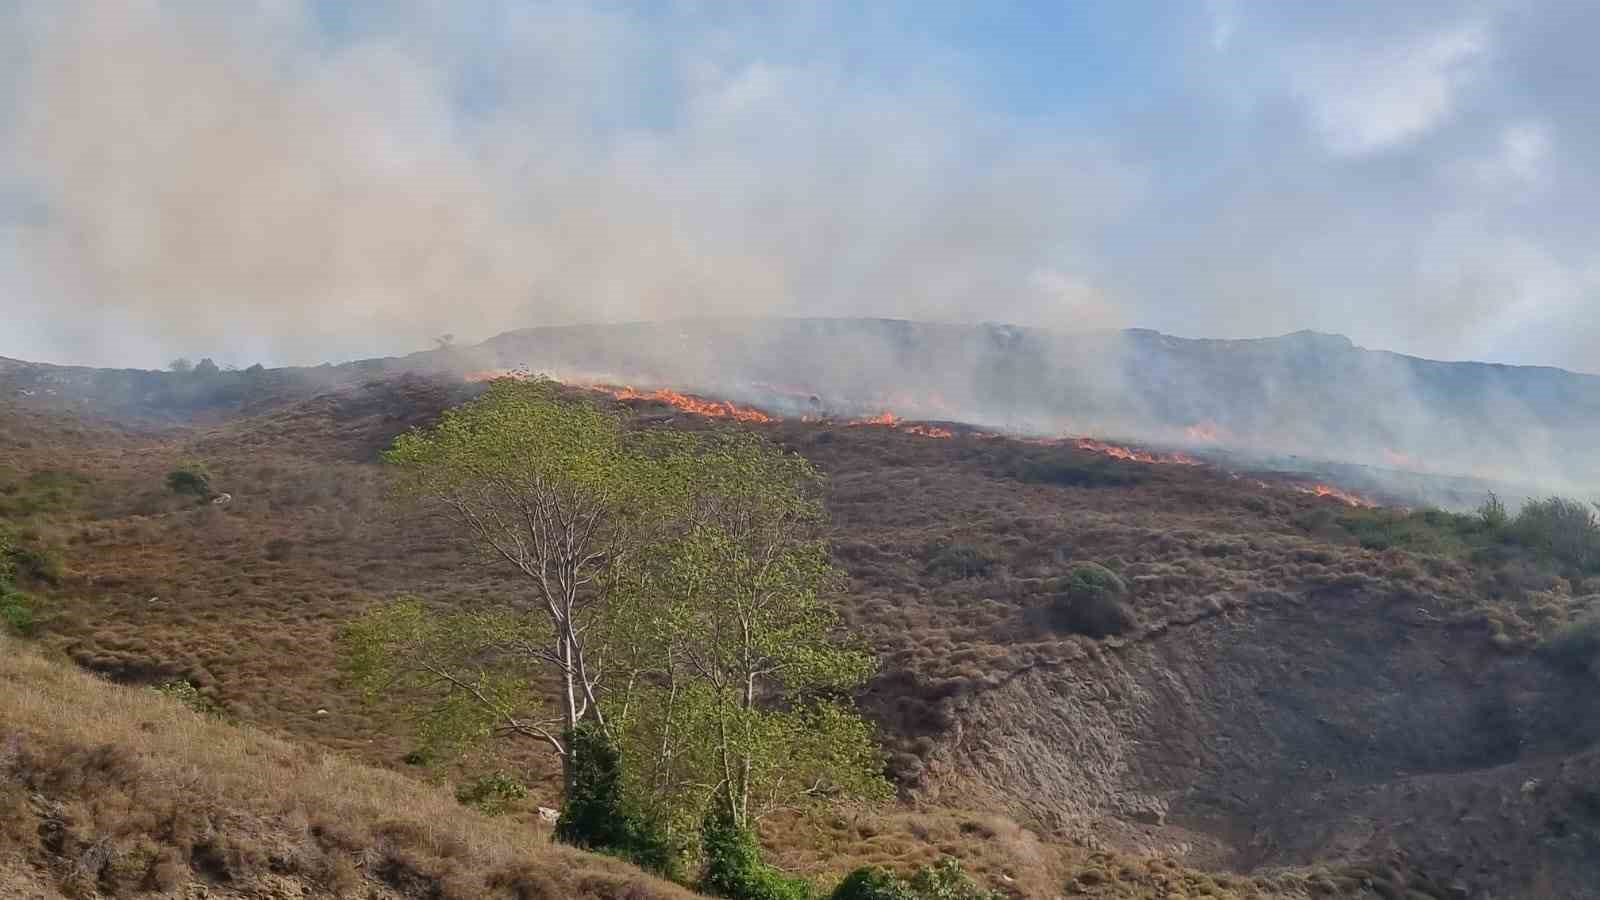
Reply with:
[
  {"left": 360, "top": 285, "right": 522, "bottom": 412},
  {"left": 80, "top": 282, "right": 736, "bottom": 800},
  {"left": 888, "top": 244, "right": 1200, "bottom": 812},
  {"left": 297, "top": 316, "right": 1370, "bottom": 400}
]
[
  {"left": 537, "top": 806, "right": 559, "bottom": 823},
  {"left": 315, "top": 708, "right": 329, "bottom": 716}
]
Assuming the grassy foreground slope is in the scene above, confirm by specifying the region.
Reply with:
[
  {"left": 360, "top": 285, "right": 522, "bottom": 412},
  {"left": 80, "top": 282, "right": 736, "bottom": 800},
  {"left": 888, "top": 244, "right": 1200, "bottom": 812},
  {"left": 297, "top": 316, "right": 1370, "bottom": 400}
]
[{"left": 0, "top": 635, "right": 699, "bottom": 900}]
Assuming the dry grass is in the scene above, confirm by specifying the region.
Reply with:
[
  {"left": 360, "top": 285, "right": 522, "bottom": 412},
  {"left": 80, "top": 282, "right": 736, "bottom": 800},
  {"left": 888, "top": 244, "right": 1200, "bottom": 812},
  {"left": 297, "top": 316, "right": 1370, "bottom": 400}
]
[
  {"left": 0, "top": 634, "right": 699, "bottom": 899},
  {"left": 3, "top": 372, "right": 1591, "bottom": 898}
]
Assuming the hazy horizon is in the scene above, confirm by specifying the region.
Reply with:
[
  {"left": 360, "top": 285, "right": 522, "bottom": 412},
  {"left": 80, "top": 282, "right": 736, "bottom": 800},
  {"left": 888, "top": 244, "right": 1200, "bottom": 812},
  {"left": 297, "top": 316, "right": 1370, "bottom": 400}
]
[{"left": 5, "top": 315, "right": 1599, "bottom": 379}]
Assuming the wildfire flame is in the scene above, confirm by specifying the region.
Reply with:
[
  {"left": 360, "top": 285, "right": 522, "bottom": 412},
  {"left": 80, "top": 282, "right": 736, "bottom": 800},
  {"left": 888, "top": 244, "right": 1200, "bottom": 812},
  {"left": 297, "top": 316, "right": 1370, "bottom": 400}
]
[
  {"left": 1294, "top": 483, "right": 1376, "bottom": 507},
  {"left": 1072, "top": 438, "right": 1201, "bottom": 466},
  {"left": 598, "top": 385, "right": 776, "bottom": 423},
  {"left": 1185, "top": 421, "right": 1223, "bottom": 442},
  {"left": 846, "top": 411, "right": 957, "bottom": 439}
]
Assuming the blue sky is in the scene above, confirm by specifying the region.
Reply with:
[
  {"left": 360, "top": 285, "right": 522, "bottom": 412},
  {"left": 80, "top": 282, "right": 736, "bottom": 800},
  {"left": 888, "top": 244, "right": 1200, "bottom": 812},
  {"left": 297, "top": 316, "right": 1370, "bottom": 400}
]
[{"left": 1, "top": 1, "right": 1596, "bottom": 372}]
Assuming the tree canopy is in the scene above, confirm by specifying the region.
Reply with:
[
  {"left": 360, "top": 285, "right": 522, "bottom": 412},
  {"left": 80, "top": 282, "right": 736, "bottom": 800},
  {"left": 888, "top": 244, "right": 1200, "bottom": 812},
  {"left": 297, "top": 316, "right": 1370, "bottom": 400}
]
[{"left": 343, "top": 378, "right": 888, "bottom": 864}]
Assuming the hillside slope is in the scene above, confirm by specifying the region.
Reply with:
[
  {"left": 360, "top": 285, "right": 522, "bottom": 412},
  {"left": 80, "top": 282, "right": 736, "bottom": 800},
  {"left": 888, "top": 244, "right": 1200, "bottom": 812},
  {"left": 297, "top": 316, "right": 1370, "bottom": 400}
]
[
  {"left": 0, "top": 636, "right": 700, "bottom": 900},
  {"left": 3, "top": 362, "right": 1598, "bottom": 898}
]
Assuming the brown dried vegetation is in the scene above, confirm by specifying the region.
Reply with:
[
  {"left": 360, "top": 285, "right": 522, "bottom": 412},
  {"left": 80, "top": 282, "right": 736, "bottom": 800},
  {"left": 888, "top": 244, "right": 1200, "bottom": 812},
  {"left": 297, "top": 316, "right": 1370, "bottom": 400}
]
[{"left": 3, "top": 370, "right": 1598, "bottom": 898}]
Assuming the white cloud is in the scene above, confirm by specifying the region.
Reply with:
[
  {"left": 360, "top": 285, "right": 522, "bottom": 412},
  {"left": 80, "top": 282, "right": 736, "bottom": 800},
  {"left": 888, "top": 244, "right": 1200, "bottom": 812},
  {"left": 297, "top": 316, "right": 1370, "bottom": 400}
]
[{"left": 1291, "top": 21, "right": 1488, "bottom": 156}]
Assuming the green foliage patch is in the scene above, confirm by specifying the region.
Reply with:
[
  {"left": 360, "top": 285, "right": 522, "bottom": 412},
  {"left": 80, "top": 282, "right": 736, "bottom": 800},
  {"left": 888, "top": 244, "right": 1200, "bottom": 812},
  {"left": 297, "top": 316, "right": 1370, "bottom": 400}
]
[
  {"left": 151, "top": 679, "right": 223, "bottom": 717},
  {"left": 1051, "top": 562, "right": 1137, "bottom": 638},
  {"left": 829, "top": 859, "right": 1002, "bottom": 900},
  {"left": 0, "top": 524, "right": 43, "bottom": 636},
  {"left": 555, "top": 724, "right": 681, "bottom": 879},
  {"left": 921, "top": 540, "right": 1000, "bottom": 581},
  {"left": 699, "top": 808, "right": 812, "bottom": 900},
  {"left": 165, "top": 463, "right": 213, "bottom": 498},
  {"left": 1326, "top": 494, "right": 1600, "bottom": 581},
  {"left": 0, "top": 469, "right": 94, "bottom": 518},
  {"left": 455, "top": 770, "right": 528, "bottom": 817}
]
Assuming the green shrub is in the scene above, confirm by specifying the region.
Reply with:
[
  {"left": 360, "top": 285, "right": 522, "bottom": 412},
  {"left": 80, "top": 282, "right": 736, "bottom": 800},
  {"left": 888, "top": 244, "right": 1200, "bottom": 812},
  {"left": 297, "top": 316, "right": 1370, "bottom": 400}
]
[
  {"left": 828, "top": 860, "right": 999, "bottom": 900},
  {"left": 0, "top": 587, "right": 38, "bottom": 636},
  {"left": 905, "top": 858, "right": 1003, "bottom": 900},
  {"left": 1333, "top": 507, "right": 1478, "bottom": 556},
  {"left": 455, "top": 771, "right": 528, "bottom": 816},
  {"left": 165, "top": 464, "right": 213, "bottom": 497},
  {"left": 556, "top": 723, "right": 681, "bottom": 879},
  {"left": 1513, "top": 497, "right": 1600, "bottom": 575},
  {"left": 1478, "top": 492, "right": 1509, "bottom": 529},
  {"left": 831, "top": 866, "right": 914, "bottom": 900},
  {"left": 1051, "top": 563, "right": 1137, "bottom": 638},
  {"left": 922, "top": 541, "right": 999, "bottom": 580},
  {"left": 151, "top": 679, "right": 222, "bottom": 716},
  {"left": 0, "top": 526, "right": 41, "bottom": 637},
  {"left": 0, "top": 469, "right": 93, "bottom": 517},
  {"left": 9, "top": 541, "right": 64, "bottom": 584},
  {"left": 699, "top": 807, "right": 811, "bottom": 900}
]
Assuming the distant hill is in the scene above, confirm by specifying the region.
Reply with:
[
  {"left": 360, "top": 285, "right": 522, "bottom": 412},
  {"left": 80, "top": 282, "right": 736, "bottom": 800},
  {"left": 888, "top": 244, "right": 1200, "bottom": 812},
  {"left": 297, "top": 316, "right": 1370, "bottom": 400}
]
[
  {"left": 451, "top": 320, "right": 1576, "bottom": 497},
  {"left": 470, "top": 319, "right": 1600, "bottom": 498}
]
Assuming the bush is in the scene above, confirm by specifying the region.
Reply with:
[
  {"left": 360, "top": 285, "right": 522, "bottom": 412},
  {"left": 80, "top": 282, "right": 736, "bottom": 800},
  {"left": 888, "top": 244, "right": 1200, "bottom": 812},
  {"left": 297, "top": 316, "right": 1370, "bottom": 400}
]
[
  {"left": 831, "top": 866, "right": 914, "bottom": 900},
  {"left": 151, "top": 679, "right": 222, "bottom": 716},
  {"left": 905, "top": 858, "right": 1003, "bottom": 900},
  {"left": 9, "top": 541, "right": 64, "bottom": 584},
  {"left": 556, "top": 723, "right": 681, "bottom": 879},
  {"left": 1513, "top": 497, "right": 1600, "bottom": 575},
  {"left": 830, "top": 860, "right": 1000, "bottom": 900},
  {"left": 922, "top": 541, "right": 999, "bottom": 580},
  {"left": 1333, "top": 507, "right": 1477, "bottom": 555},
  {"left": 0, "top": 469, "right": 93, "bottom": 518},
  {"left": 1050, "top": 563, "right": 1137, "bottom": 638},
  {"left": 1, "top": 588, "right": 39, "bottom": 637},
  {"left": 699, "top": 808, "right": 811, "bottom": 900},
  {"left": 1478, "top": 492, "right": 1509, "bottom": 529},
  {"left": 455, "top": 771, "right": 528, "bottom": 816},
  {"left": 165, "top": 464, "right": 213, "bottom": 497},
  {"left": 0, "top": 526, "right": 41, "bottom": 637}
]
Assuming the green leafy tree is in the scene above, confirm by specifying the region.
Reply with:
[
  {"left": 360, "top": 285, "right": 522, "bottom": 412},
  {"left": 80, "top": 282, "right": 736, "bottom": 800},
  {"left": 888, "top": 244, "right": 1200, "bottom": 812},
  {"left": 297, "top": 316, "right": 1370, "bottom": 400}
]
[
  {"left": 609, "top": 431, "right": 889, "bottom": 834},
  {"left": 344, "top": 378, "right": 690, "bottom": 791},
  {"left": 343, "top": 386, "right": 888, "bottom": 877}
]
